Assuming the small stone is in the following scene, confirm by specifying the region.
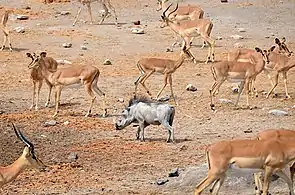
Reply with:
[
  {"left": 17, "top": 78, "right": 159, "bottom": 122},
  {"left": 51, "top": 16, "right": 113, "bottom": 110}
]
[
  {"left": 216, "top": 36, "right": 222, "bottom": 40},
  {"left": 17, "top": 15, "right": 29, "bottom": 20},
  {"left": 14, "top": 26, "right": 25, "bottom": 33},
  {"left": 64, "top": 121, "right": 70, "bottom": 125},
  {"left": 244, "top": 130, "right": 253, "bottom": 133},
  {"left": 268, "top": 109, "right": 288, "bottom": 116},
  {"left": 166, "top": 47, "right": 173, "bottom": 52},
  {"left": 62, "top": 43, "right": 72, "bottom": 48},
  {"left": 186, "top": 84, "right": 198, "bottom": 92},
  {"left": 292, "top": 105, "right": 295, "bottom": 109},
  {"left": 103, "top": 59, "right": 112, "bottom": 65},
  {"left": 230, "top": 34, "right": 244, "bottom": 40},
  {"left": 168, "top": 168, "right": 179, "bottom": 177},
  {"left": 0, "top": 110, "right": 4, "bottom": 115},
  {"left": 131, "top": 28, "right": 145, "bottom": 34},
  {"left": 80, "top": 45, "right": 87, "bottom": 50},
  {"left": 219, "top": 99, "right": 233, "bottom": 104},
  {"left": 118, "top": 98, "right": 124, "bottom": 103},
  {"left": 44, "top": 120, "right": 57, "bottom": 127},
  {"left": 237, "top": 28, "right": 246, "bottom": 32},
  {"left": 133, "top": 20, "right": 140, "bottom": 25},
  {"left": 155, "top": 179, "right": 169, "bottom": 185},
  {"left": 60, "top": 11, "right": 70, "bottom": 15},
  {"left": 68, "top": 152, "right": 78, "bottom": 161},
  {"left": 234, "top": 42, "right": 244, "bottom": 48},
  {"left": 265, "top": 36, "right": 270, "bottom": 39},
  {"left": 221, "top": 0, "right": 228, "bottom": 2},
  {"left": 179, "top": 145, "right": 188, "bottom": 151},
  {"left": 270, "top": 32, "right": 276, "bottom": 36}
]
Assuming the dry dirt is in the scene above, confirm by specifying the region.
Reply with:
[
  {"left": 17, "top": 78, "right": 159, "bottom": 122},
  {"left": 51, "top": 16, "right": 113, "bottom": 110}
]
[{"left": 0, "top": 0, "right": 295, "bottom": 194}]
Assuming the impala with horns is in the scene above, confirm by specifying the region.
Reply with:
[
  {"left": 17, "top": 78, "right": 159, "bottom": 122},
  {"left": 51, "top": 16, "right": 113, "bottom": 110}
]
[
  {"left": 228, "top": 37, "right": 293, "bottom": 97},
  {"left": 29, "top": 53, "right": 58, "bottom": 111},
  {"left": 263, "top": 45, "right": 295, "bottom": 99},
  {"left": 0, "top": 123, "right": 46, "bottom": 187},
  {"left": 253, "top": 129, "right": 295, "bottom": 194},
  {"left": 115, "top": 97, "right": 175, "bottom": 142},
  {"left": 27, "top": 52, "right": 107, "bottom": 118},
  {"left": 134, "top": 46, "right": 192, "bottom": 105},
  {"left": 0, "top": 8, "right": 13, "bottom": 51},
  {"left": 209, "top": 47, "right": 269, "bottom": 110},
  {"left": 161, "top": 4, "right": 215, "bottom": 64},
  {"left": 73, "top": 0, "right": 118, "bottom": 26},
  {"left": 194, "top": 137, "right": 295, "bottom": 195},
  {"left": 157, "top": 0, "right": 204, "bottom": 21}
]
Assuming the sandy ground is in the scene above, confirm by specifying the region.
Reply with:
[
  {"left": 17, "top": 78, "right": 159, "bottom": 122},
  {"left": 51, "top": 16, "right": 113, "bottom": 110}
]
[{"left": 0, "top": 0, "right": 295, "bottom": 194}]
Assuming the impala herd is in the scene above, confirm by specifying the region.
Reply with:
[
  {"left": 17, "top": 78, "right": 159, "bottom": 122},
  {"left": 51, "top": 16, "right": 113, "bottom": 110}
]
[{"left": 1, "top": 0, "right": 295, "bottom": 194}]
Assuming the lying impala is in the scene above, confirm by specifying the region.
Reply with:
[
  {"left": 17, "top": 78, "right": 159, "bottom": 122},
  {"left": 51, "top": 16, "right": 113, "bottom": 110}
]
[
  {"left": 253, "top": 129, "right": 295, "bottom": 194},
  {"left": 0, "top": 8, "right": 13, "bottom": 51},
  {"left": 27, "top": 52, "right": 107, "bottom": 117},
  {"left": 210, "top": 47, "right": 269, "bottom": 110},
  {"left": 228, "top": 37, "right": 292, "bottom": 97},
  {"left": 194, "top": 137, "right": 295, "bottom": 195},
  {"left": 0, "top": 123, "right": 46, "bottom": 187},
  {"left": 29, "top": 53, "right": 58, "bottom": 111},
  {"left": 134, "top": 46, "right": 192, "bottom": 105},
  {"left": 161, "top": 4, "right": 215, "bottom": 64}
]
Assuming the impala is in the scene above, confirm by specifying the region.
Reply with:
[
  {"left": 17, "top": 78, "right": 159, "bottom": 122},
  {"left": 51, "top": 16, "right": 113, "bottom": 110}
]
[
  {"left": 161, "top": 4, "right": 215, "bottom": 64},
  {"left": 194, "top": 138, "right": 295, "bottom": 195},
  {"left": 73, "top": 0, "right": 118, "bottom": 26},
  {"left": 209, "top": 47, "right": 269, "bottom": 110},
  {"left": 134, "top": 46, "right": 192, "bottom": 105},
  {"left": 0, "top": 8, "right": 13, "bottom": 51},
  {"left": 0, "top": 123, "right": 46, "bottom": 187},
  {"left": 27, "top": 52, "right": 107, "bottom": 117}
]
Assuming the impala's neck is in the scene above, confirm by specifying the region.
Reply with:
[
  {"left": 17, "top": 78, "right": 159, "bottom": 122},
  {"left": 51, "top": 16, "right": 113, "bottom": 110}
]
[
  {"left": 0, "top": 156, "right": 29, "bottom": 185},
  {"left": 166, "top": 20, "right": 182, "bottom": 36},
  {"left": 173, "top": 52, "right": 186, "bottom": 70},
  {"left": 269, "top": 51, "right": 289, "bottom": 65},
  {"left": 39, "top": 59, "right": 53, "bottom": 80},
  {"left": 284, "top": 143, "right": 295, "bottom": 162}
]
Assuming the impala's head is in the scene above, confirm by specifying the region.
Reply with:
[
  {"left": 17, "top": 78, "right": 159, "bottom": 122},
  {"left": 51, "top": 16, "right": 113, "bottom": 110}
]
[
  {"left": 255, "top": 47, "right": 270, "bottom": 64},
  {"left": 274, "top": 37, "right": 293, "bottom": 57},
  {"left": 160, "top": 3, "right": 178, "bottom": 28},
  {"left": 26, "top": 52, "right": 47, "bottom": 69},
  {"left": 12, "top": 123, "right": 47, "bottom": 171}
]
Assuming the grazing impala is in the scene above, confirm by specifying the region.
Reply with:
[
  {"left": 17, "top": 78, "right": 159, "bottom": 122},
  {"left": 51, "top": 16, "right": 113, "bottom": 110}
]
[
  {"left": 253, "top": 129, "right": 295, "bottom": 194},
  {"left": 134, "top": 46, "right": 192, "bottom": 105},
  {"left": 194, "top": 138, "right": 295, "bottom": 195},
  {"left": 0, "top": 8, "right": 13, "bottom": 51},
  {"left": 27, "top": 52, "right": 107, "bottom": 118},
  {"left": 161, "top": 4, "right": 215, "bottom": 64},
  {"left": 209, "top": 47, "right": 269, "bottom": 110},
  {"left": 73, "top": 0, "right": 118, "bottom": 26},
  {"left": 0, "top": 123, "right": 46, "bottom": 187}
]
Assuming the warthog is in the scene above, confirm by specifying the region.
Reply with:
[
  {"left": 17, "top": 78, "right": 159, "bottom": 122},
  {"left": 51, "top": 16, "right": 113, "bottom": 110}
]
[{"left": 115, "top": 97, "right": 175, "bottom": 142}]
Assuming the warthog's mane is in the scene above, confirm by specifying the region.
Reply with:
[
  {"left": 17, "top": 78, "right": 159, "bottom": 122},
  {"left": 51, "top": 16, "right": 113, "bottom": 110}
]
[{"left": 127, "top": 96, "right": 153, "bottom": 107}]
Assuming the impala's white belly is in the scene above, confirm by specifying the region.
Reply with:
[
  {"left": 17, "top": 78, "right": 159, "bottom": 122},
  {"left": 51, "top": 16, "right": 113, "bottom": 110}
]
[
  {"left": 227, "top": 72, "right": 246, "bottom": 83},
  {"left": 229, "top": 157, "right": 264, "bottom": 172},
  {"left": 57, "top": 77, "right": 83, "bottom": 85}
]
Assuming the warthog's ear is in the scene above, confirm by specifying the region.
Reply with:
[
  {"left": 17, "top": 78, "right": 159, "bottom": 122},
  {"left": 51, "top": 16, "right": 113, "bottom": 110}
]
[
  {"left": 40, "top": 52, "right": 47, "bottom": 58},
  {"left": 275, "top": 38, "right": 281, "bottom": 45},
  {"left": 270, "top": 46, "right": 276, "bottom": 52},
  {"left": 255, "top": 47, "right": 262, "bottom": 53}
]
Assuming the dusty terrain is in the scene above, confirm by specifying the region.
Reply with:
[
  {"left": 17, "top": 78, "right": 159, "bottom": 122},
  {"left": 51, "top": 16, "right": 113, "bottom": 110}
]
[{"left": 0, "top": 0, "right": 295, "bottom": 194}]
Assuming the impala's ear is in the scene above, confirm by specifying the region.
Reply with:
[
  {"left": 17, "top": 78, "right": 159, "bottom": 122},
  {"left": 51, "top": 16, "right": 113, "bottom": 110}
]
[
  {"left": 275, "top": 38, "right": 280, "bottom": 45},
  {"left": 40, "top": 52, "right": 47, "bottom": 58},
  {"left": 26, "top": 53, "right": 32, "bottom": 58},
  {"left": 270, "top": 46, "right": 276, "bottom": 52},
  {"left": 255, "top": 47, "right": 262, "bottom": 53}
]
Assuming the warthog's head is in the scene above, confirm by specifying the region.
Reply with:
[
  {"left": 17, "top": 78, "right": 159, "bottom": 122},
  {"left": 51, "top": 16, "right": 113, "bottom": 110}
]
[{"left": 115, "top": 107, "right": 135, "bottom": 130}]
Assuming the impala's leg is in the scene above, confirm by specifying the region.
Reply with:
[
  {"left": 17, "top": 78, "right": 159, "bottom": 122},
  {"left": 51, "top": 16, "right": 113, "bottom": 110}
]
[
  {"left": 35, "top": 79, "right": 43, "bottom": 110},
  {"left": 234, "top": 81, "right": 245, "bottom": 107},
  {"left": 140, "top": 70, "right": 155, "bottom": 96},
  {"left": 99, "top": 2, "right": 108, "bottom": 25},
  {"left": 104, "top": 0, "right": 118, "bottom": 25},
  {"left": 254, "top": 172, "right": 263, "bottom": 195},
  {"left": 168, "top": 74, "right": 177, "bottom": 106},
  {"left": 211, "top": 174, "right": 226, "bottom": 195},
  {"left": 264, "top": 69, "right": 277, "bottom": 96},
  {"left": 45, "top": 80, "right": 52, "bottom": 107},
  {"left": 203, "top": 35, "right": 215, "bottom": 63},
  {"left": 276, "top": 169, "right": 294, "bottom": 195},
  {"left": 7, "top": 31, "right": 12, "bottom": 52},
  {"left": 183, "top": 38, "right": 197, "bottom": 64},
  {"left": 1, "top": 28, "right": 9, "bottom": 51},
  {"left": 266, "top": 71, "right": 279, "bottom": 98},
  {"left": 194, "top": 173, "right": 219, "bottom": 195},
  {"left": 92, "top": 80, "right": 107, "bottom": 117},
  {"left": 171, "top": 32, "right": 180, "bottom": 51},
  {"left": 261, "top": 166, "right": 273, "bottom": 195},
  {"left": 86, "top": 3, "right": 94, "bottom": 24},
  {"left": 210, "top": 79, "right": 225, "bottom": 110},
  {"left": 53, "top": 85, "right": 62, "bottom": 117},
  {"left": 30, "top": 81, "right": 37, "bottom": 110},
  {"left": 84, "top": 82, "right": 96, "bottom": 117},
  {"left": 73, "top": 6, "right": 82, "bottom": 26},
  {"left": 282, "top": 71, "right": 290, "bottom": 98},
  {"left": 156, "top": 73, "right": 168, "bottom": 99}
]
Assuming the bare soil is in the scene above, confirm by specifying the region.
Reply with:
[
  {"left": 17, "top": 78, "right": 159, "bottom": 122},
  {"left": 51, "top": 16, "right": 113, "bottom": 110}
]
[{"left": 0, "top": 0, "right": 295, "bottom": 194}]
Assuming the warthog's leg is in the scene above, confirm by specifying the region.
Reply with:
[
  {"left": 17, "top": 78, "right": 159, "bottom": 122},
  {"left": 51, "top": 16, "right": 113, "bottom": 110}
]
[
  {"left": 162, "top": 121, "right": 174, "bottom": 142},
  {"left": 136, "top": 126, "right": 141, "bottom": 140},
  {"left": 139, "top": 123, "right": 145, "bottom": 141}
]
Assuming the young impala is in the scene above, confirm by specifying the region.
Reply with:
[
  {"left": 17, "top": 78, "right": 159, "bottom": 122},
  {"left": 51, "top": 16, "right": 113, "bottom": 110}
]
[
  {"left": 0, "top": 123, "right": 46, "bottom": 187},
  {"left": 0, "top": 8, "right": 13, "bottom": 51}
]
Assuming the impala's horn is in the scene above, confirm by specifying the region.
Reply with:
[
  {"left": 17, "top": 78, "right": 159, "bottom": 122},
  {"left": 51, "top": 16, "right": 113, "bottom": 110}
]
[
  {"left": 163, "top": 3, "right": 173, "bottom": 18},
  {"left": 12, "top": 123, "right": 35, "bottom": 151},
  {"left": 168, "top": 3, "right": 178, "bottom": 18}
]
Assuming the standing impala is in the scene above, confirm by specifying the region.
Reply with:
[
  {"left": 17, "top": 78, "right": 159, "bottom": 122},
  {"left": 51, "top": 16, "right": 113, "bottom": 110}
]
[
  {"left": 27, "top": 52, "right": 107, "bottom": 118},
  {"left": 161, "top": 4, "right": 215, "bottom": 64},
  {"left": 194, "top": 137, "right": 295, "bottom": 195},
  {"left": 0, "top": 123, "right": 46, "bottom": 187},
  {"left": 0, "top": 9, "right": 13, "bottom": 51},
  {"left": 73, "top": 0, "right": 118, "bottom": 26}
]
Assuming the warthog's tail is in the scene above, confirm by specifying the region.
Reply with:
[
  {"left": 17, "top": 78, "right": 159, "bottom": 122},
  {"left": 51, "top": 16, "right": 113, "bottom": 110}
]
[{"left": 169, "top": 106, "right": 175, "bottom": 126}]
